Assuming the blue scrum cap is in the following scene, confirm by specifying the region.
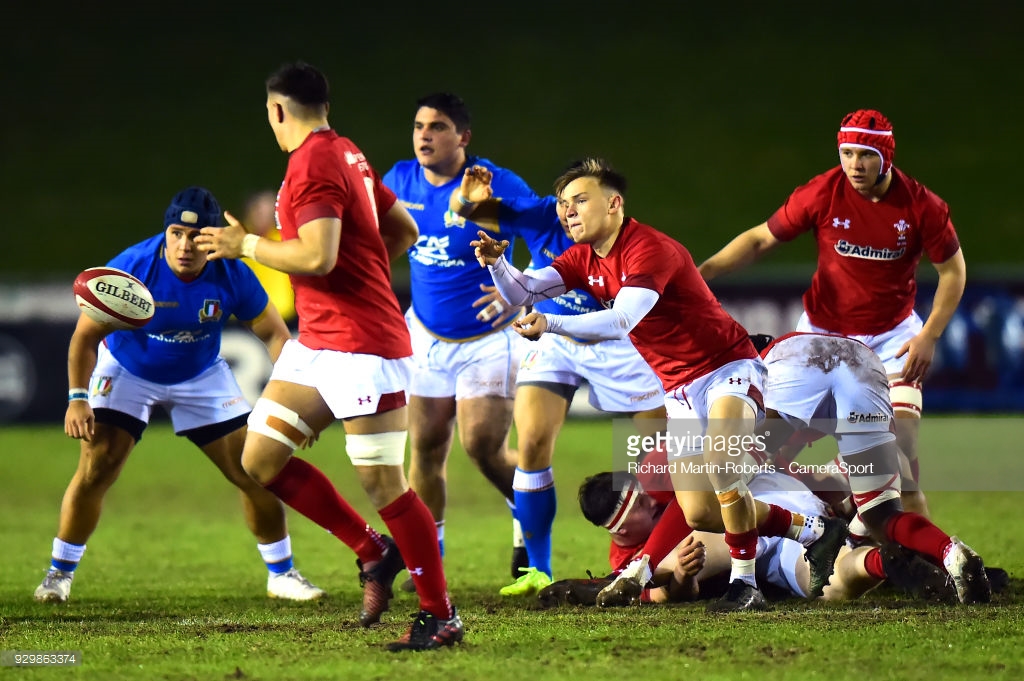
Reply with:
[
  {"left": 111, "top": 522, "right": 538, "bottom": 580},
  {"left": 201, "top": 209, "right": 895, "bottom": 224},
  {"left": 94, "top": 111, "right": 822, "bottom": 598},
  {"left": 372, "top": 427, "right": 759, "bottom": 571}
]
[{"left": 164, "top": 186, "right": 222, "bottom": 229}]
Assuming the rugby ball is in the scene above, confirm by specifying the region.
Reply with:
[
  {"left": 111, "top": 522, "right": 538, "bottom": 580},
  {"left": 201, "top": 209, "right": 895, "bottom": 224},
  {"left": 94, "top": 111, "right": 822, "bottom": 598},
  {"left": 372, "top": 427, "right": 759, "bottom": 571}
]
[{"left": 73, "top": 267, "right": 155, "bottom": 330}]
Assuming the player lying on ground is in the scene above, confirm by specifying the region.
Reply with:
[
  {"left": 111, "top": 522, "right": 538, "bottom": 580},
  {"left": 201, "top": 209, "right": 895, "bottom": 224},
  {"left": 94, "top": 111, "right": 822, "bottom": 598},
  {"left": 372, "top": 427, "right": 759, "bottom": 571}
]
[{"left": 559, "top": 469, "right": 954, "bottom": 606}]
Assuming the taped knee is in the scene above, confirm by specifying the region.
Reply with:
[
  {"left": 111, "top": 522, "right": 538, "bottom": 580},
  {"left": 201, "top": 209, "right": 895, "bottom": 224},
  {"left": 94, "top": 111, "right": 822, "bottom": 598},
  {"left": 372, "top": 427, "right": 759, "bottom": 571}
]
[
  {"left": 247, "top": 399, "right": 314, "bottom": 451},
  {"left": 715, "top": 478, "right": 750, "bottom": 508},
  {"left": 889, "top": 380, "right": 922, "bottom": 417},
  {"left": 850, "top": 469, "right": 902, "bottom": 514},
  {"left": 346, "top": 431, "right": 408, "bottom": 467}
]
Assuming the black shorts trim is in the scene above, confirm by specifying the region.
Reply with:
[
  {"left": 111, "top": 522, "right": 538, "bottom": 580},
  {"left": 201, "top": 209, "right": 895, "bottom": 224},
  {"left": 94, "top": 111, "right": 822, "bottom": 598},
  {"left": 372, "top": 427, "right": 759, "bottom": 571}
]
[
  {"left": 93, "top": 408, "right": 147, "bottom": 444},
  {"left": 179, "top": 413, "right": 249, "bottom": 448},
  {"left": 516, "top": 380, "right": 577, "bottom": 402}
]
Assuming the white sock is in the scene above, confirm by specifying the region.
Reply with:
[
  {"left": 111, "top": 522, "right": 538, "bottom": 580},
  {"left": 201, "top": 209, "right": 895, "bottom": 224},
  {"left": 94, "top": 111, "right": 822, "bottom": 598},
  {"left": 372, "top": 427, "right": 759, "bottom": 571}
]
[
  {"left": 52, "top": 538, "right": 86, "bottom": 564},
  {"left": 729, "top": 558, "right": 757, "bottom": 587},
  {"left": 257, "top": 536, "right": 292, "bottom": 568}
]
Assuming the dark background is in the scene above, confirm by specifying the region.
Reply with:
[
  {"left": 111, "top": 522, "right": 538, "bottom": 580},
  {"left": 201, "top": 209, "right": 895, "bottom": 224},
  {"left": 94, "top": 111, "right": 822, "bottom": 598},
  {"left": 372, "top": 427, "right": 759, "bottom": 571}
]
[{"left": 3, "top": 2, "right": 1022, "bottom": 280}]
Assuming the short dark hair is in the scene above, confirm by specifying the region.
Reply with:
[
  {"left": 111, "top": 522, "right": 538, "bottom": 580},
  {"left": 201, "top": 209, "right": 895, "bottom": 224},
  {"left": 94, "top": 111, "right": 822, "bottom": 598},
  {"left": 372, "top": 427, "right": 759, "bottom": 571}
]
[
  {"left": 416, "top": 92, "right": 471, "bottom": 132},
  {"left": 266, "top": 61, "right": 329, "bottom": 111},
  {"left": 578, "top": 471, "right": 638, "bottom": 527},
  {"left": 553, "top": 157, "right": 627, "bottom": 198}
]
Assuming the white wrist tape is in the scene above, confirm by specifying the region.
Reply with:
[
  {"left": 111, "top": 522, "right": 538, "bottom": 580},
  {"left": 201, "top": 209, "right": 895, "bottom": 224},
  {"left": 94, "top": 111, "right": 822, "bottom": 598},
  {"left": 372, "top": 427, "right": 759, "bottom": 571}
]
[{"left": 241, "top": 233, "right": 261, "bottom": 259}]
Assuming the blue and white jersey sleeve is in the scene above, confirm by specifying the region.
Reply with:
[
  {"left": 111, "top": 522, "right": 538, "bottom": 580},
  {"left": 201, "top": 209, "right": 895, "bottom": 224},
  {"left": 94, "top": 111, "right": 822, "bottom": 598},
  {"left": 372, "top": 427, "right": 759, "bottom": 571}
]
[
  {"left": 385, "top": 156, "right": 539, "bottom": 341},
  {"left": 104, "top": 235, "right": 269, "bottom": 385}
]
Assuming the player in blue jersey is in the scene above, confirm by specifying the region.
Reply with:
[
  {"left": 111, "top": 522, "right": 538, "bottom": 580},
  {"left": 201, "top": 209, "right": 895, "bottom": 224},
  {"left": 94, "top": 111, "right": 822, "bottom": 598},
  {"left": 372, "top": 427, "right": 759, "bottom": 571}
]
[
  {"left": 383, "top": 93, "right": 564, "bottom": 579},
  {"left": 34, "top": 187, "right": 324, "bottom": 604},
  {"left": 451, "top": 165, "right": 666, "bottom": 596}
]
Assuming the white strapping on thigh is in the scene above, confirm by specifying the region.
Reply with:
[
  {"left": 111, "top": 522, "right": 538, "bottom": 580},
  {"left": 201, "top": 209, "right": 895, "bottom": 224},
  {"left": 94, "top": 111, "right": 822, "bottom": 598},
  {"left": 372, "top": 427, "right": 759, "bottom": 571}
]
[
  {"left": 888, "top": 380, "right": 922, "bottom": 416},
  {"left": 248, "top": 399, "right": 314, "bottom": 450},
  {"left": 346, "top": 431, "right": 408, "bottom": 467}
]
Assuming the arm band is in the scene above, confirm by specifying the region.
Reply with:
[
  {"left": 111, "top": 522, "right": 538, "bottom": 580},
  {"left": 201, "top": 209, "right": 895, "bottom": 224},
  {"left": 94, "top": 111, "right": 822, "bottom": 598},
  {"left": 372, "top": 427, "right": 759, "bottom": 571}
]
[{"left": 68, "top": 388, "right": 89, "bottom": 402}]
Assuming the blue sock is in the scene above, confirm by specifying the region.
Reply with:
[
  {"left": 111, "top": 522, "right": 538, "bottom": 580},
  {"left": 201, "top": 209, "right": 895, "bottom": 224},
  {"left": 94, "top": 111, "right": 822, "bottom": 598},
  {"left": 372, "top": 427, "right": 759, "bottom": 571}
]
[
  {"left": 266, "top": 557, "right": 294, "bottom": 574},
  {"left": 258, "top": 537, "right": 294, "bottom": 574},
  {"left": 513, "top": 467, "right": 557, "bottom": 578}
]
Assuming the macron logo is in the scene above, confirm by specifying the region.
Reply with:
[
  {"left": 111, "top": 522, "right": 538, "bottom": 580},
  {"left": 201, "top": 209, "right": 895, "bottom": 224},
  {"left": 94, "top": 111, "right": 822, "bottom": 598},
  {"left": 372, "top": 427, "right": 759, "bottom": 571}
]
[{"left": 588, "top": 275, "right": 605, "bottom": 287}]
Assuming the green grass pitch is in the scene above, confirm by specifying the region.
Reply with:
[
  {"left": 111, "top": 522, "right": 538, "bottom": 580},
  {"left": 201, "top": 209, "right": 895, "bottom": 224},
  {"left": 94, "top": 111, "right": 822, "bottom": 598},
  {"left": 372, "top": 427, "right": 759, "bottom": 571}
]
[{"left": 1, "top": 418, "right": 1023, "bottom": 680}]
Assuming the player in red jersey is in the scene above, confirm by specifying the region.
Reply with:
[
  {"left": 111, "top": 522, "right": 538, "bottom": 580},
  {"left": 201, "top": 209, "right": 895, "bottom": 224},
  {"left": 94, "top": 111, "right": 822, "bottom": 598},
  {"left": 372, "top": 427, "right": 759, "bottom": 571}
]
[
  {"left": 196, "top": 62, "right": 462, "bottom": 652},
  {"left": 699, "top": 109, "right": 966, "bottom": 517},
  {"left": 471, "top": 158, "right": 848, "bottom": 612}
]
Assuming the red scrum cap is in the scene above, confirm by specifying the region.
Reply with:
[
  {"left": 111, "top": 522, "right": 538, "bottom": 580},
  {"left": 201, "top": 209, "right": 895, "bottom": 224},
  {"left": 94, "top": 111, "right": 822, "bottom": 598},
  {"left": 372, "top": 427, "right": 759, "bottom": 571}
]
[{"left": 837, "top": 109, "right": 895, "bottom": 177}]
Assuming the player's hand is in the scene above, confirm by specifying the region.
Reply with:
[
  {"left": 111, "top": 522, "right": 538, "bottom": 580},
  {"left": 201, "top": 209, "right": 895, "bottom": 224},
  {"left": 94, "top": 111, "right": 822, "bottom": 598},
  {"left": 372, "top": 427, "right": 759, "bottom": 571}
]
[
  {"left": 675, "top": 534, "right": 706, "bottom": 578},
  {"left": 513, "top": 311, "right": 548, "bottom": 340},
  {"left": 460, "top": 165, "right": 494, "bottom": 204},
  {"left": 473, "top": 284, "right": 520, "bottom": 328},
  {"left": 471, "top": 230, "right": 509, "bottom": 267},
  {"left": 195, "top": 210, "right": 248, "bottom": 260},
  {"left": 65, "top": 401, "right": 95, "bottom": 442},
  {"left": 895, "top": 332, "right": 936, "bottom": 383},
  {"left": 300, "top": 430, "right": 320, "bottom": 450}
]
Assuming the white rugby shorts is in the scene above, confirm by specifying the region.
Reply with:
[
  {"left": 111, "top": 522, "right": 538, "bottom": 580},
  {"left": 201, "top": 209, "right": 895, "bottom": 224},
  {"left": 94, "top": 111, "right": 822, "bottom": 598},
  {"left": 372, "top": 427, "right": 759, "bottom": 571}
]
[
  {"left": 796, "top": 311, "right": 923, "bottom": 377},
  {"left": 517, "top": 333, "right": 664, "bottom": 412},
  {"left": 664, "top": 358, "right": 767, "bottom": 454},
  {"left": 269, "top": 339, "right": 413, "bottom": 419},
  {"left": 89, "top": 344, "right": 250, "bottom": 432},
  {"left": 763, "top": 334, "right": 892, "bottom": 437},
  {"left": 405, "top": 309, "right": 521, "bottom": 400}
]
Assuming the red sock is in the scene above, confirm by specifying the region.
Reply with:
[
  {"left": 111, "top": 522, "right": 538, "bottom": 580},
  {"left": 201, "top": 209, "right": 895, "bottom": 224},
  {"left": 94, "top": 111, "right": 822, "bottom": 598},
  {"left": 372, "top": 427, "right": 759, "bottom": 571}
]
[
  {"left": 885, "top": 512, "right": 950, "bottom": 564},
  {"left": 265, "top": 457, "right": 384, "bottom": 564},
  {"left": 864, "top": 547, "right": 886, "bottom": 580},
  {"left": 757, "top": 504, "right": 793, "bottom": 538},
  {"left": 909, "top": 458, "right": 921, "bottom": 483},
  {"left": 380, "top": 489, "right": 452, "bottom": 619},
  {"left": 724, "top": 529, "right": 759, "bottom": 560},
  {"left": 640, "top": 501, "right": 693, "bottom": 566}
]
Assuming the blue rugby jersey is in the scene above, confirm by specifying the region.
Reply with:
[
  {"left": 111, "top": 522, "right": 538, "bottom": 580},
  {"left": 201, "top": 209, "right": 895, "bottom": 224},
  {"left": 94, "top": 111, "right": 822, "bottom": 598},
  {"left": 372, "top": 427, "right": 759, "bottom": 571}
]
[
  {"left": 385, "top": 156, "right": 549, "bottom": 340},
  {"left": 104, "top": 234, "right": 269, "bottom": 384}
]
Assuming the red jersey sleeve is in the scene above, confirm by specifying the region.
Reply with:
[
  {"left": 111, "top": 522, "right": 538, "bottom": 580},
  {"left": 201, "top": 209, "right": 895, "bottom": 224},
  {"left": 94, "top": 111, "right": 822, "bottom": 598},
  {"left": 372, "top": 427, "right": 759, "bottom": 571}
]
[
  {"left": 918, "top": 190, "right": 961, "bottom": 264},
  {"left": 292, "top": 152, "right": 348, "bottom": 227},
  {"left": 767, "top": 173, "right": 833, "bottom": 242}
]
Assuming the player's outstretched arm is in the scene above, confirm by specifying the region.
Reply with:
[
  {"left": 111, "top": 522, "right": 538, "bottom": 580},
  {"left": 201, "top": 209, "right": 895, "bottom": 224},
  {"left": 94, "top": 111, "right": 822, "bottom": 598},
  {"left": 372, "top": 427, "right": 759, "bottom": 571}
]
[
  {"left": 475, "top": 231, "right": 568, "bottom": 307},
  {"left": 197, "top": 211, "right": 342, "bottom": 276},
  {"left": 698, "top": 223, "right": 781, "bottom": 281}
]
